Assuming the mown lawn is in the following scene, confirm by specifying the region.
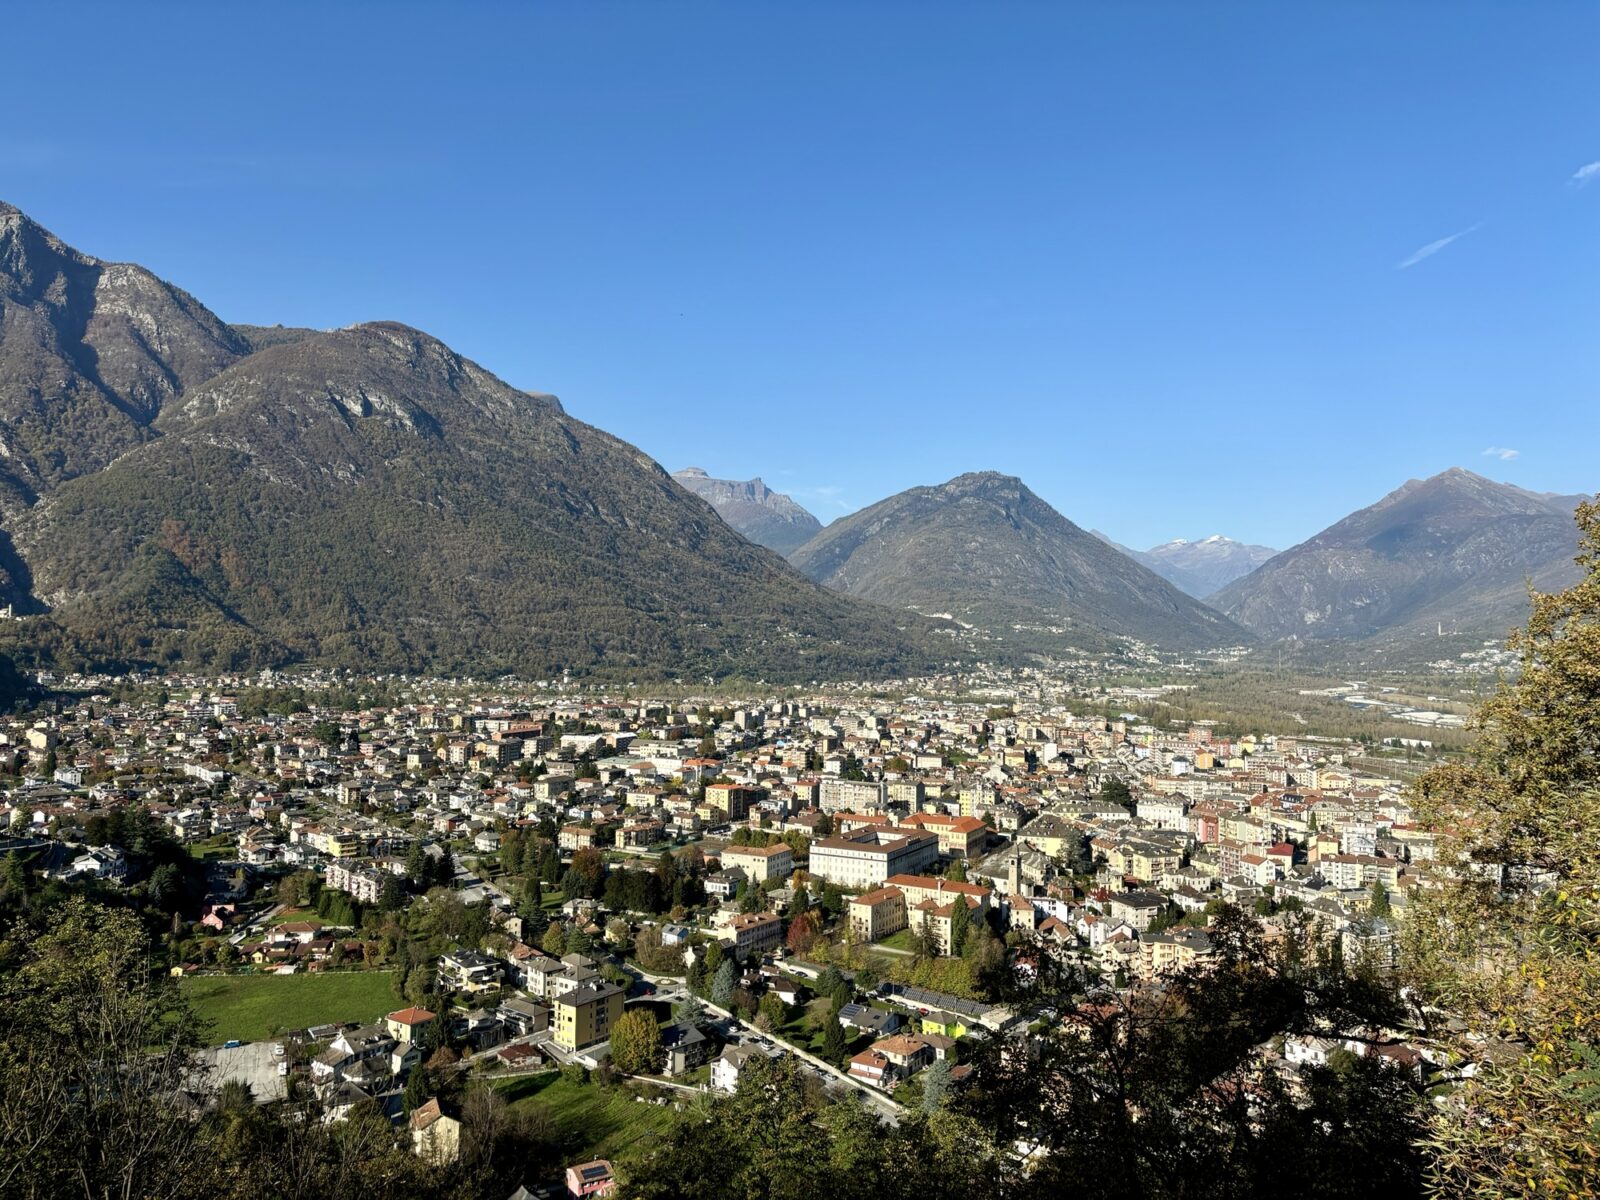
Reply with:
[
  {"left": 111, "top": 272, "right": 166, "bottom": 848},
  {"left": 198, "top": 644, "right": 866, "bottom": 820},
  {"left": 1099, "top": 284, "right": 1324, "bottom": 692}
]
[
  {"left": 878, "top": 928, "right": 918, "bottom": 952},
  {"left": 496, "top": 1073, "right": 685, "bottom": 1162},
  {"left": 182, "top": 971, "right": 397, "bottom": 1044}
]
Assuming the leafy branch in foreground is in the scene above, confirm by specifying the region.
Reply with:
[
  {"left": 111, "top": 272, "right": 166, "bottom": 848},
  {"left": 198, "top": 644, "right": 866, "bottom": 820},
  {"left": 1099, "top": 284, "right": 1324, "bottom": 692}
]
[{"left": 1405, "top": 499, "right": 1600, "bottom": 1197}]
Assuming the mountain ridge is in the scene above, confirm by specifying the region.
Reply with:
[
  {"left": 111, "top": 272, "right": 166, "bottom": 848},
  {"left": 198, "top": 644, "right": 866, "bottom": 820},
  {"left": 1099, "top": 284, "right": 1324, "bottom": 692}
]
[
  {"left": 671, "top": 467, "right": 822, "bottom": 555},
  {"left": 1091, "top": 529, "right": 1278, "bottom": 597},
  {"left": 1213, "top": 467, "right": 1589, "bottom": 643},
  {"left": 789, "top": 471, "right": 1250, "bottom": 654},
  {"left": 0, "top": 204, "right": 954, "bottom": 680}
]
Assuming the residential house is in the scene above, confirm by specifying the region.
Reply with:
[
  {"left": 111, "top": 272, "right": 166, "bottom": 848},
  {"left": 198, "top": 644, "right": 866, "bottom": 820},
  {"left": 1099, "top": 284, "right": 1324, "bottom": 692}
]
[
  {"left": 565, "top": 1159, "right": 616, "bottom": 1199},
  {"left": 437, "top": 950, "right": 502, "bottom": 994},
  {"left": 410, "top": 1098, "right": 462, "bottom": 1166}
]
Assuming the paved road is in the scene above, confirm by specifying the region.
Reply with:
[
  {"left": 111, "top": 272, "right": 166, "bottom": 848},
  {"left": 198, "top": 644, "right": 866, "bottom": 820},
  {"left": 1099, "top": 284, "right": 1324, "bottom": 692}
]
[{"left": 623, "top": 963, "right": 903, "bottom": 1126}]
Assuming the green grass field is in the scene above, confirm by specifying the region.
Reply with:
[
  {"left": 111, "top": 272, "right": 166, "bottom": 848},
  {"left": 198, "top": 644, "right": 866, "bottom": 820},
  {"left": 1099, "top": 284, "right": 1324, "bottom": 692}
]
[
  {"left": 497, "top": 1073, "right": 684, "bottom": 1162},
  {"left": 182, "top": 971, "right": 397, "bottom": 1044}
]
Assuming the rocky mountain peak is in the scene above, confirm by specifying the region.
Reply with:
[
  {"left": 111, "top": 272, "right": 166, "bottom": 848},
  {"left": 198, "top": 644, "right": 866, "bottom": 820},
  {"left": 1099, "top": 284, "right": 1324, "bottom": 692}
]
[
  {"left": 790, "top": 472, "right": 1247, "bottom": 653},
  {"left": 672, "top": 468, "right": 821, "bottom": 556}
]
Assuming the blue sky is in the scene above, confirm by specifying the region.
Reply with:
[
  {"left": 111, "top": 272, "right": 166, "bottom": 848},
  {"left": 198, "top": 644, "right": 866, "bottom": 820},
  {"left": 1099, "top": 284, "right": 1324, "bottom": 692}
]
[{"left": 5, "top": 2, "right": 1596, "bottom": 550}]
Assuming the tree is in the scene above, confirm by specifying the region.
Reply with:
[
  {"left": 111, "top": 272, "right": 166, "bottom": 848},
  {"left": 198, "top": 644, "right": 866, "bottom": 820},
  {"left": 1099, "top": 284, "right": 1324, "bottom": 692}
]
[
  {"left": 379, "top": 871, "right": 406, "bottom": 913},
  {"left": 711, "top": 959, "right": 736, "bottom": 1008},
  {"left": 541, "top": 922, "right": 567, "bottom": 957},
  {"left": 758, "top": 992, "right": 788, "bottom": 1027},
  {"left": 948, "top": 897, "right": 971, "bottom": 958},
  {"left": 815, "top": 965, "right": 845, "bottom": 1003},
  {"left": 402, "top": 1063, "right": 432, "bottom": 1113},
  {"left": 610, "top": 1010, "right": 664, "bottom": 1075},
  {"left": 820, "top": 1011, "right": 848, "bottom": 1064},
  {"left": 1406, "top": 499, "right": 1600, "bottom": 1197},
  {"left": 0, "top": 898, "right": 211, "bottom": 1200},
  {"left": 675, "top": 993, "right": 707, "bottom": 1030},
  {"left": 786, "top": 911, "right": 821, "bottom": 957},
  {"left": 218, "top": 1079, "right": 255, "bottom": 1113},
  {"left": 821, "top": 883, "right": 844, "bottom": 915},
  {"left": 1368, "top": 880, "right": 1391, "bottom": 918},
  {"left": 1099, "top": 777, "right": 1132, "bottom": 809},
  {"left": 1, "top": 850, "right": 26, "bottom": 896},
  {"left": 921, "top": 1056, "right": 952, "bottom": 1113},
  {"left": 963, "top": 909, "right": 1425, "bottom": 1200},
  {"left": 625, "top": 1052, "right": 998, "bottom": 1200}
]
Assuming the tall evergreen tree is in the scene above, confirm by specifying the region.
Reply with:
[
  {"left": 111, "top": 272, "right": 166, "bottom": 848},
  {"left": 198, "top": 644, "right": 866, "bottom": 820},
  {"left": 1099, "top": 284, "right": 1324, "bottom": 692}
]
[{"left": 711, "top": 959, "right": 736, "bottom": 1008}]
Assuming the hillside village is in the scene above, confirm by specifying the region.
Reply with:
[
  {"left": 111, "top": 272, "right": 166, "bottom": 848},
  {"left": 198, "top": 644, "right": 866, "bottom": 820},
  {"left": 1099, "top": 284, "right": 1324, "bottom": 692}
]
[{"left": 0, "top": 664, "right": 1446, "bottom": 1195}]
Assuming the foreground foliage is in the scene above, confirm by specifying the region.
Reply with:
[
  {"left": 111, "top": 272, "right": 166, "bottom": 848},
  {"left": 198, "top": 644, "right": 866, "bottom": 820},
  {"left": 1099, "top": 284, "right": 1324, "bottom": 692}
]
[{"left": 1406, "top": 500, "right": 1600, "bottom": 1197}]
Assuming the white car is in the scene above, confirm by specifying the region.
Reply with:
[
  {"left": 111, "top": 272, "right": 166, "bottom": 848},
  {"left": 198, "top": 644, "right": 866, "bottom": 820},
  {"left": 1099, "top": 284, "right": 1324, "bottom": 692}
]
[{"left": 277, "top": 1062, "right": 289, "bottom": 1077}]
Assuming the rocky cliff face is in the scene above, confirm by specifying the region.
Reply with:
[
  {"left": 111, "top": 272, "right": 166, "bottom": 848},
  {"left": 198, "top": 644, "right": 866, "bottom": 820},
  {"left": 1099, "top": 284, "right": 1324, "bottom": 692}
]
[
  {"left": 0, "top": 202, "right": 248, "bottom": 506},
  {"left": 0, "top": 204, "right": 952, "bottom": 679},
  {"left": 671, "top": 468, "right": 823, "bottom": 555}
]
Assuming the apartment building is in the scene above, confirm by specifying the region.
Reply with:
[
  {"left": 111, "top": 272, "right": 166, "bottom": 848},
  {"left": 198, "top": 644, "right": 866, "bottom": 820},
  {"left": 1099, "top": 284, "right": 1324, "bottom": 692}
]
[
  {"left": 553, "top": 982, "right": 625, "bottom": 1050},
  {"left": 720, "top": 842, "right": 793, "bottom": 883},
  {"left": 726, "top": 911, "right": 783, "bottom": 960},
  {"left": 809, "top": 826, "right": 938, "bottom": 889}
]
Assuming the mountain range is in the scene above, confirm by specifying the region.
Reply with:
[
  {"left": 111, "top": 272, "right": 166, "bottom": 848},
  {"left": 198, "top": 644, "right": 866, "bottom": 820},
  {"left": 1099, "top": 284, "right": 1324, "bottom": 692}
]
[
  {"left": 0, "top": 201, "right": 1591, "bottom": 679},
  {"left": 1091, "top": 532, "right": 1278, "bottom": 598},
  {"left": 0, "top": 203, "right": 949, "bottom": 681},
  {"left": 671, "top": 468, "right": 822, "bottom": 556},
  {"left": 787, "top": 471, "right": 1249, "bottom": 654},
  {"left": 1213, "top": 467, "right": 1587, "bottom": 644}
]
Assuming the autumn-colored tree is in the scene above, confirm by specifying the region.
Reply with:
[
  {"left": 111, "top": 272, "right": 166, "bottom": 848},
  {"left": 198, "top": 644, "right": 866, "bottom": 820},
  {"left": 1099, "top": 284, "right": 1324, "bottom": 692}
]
[
  {"left": 1406, "top": 499, "right": 1600, "bottom": 1197},
  {"left": 541, "top": 922, "right": 567, "bottom": 957},
  {"left": 570, "top": 846, "right": 606, "bottom": 895},
  {"left": 786, "top": 911, "right": 821, "bottom": 956},
  {"left": 610, "top": 1009, "right": 663, "bottom": 1075}
]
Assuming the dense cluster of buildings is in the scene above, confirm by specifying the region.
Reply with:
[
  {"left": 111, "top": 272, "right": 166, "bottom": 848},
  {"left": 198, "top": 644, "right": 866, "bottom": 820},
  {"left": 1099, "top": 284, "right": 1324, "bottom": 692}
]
[{"left": 0, "top": 665, "right": 1448, "bottom": 1185}]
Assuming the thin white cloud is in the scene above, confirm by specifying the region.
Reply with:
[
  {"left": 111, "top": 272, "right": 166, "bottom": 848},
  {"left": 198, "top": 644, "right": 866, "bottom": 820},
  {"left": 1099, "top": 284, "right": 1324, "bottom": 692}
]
[
  {"left": 1397, "top": 222, "right": 1482, "bottom": 269},
  {"left": 1571, "top": 161, "right": 1600, "bottom": 187},
  {"left": 1482, "top": 446, "right": 1520, "bottom": 461}
]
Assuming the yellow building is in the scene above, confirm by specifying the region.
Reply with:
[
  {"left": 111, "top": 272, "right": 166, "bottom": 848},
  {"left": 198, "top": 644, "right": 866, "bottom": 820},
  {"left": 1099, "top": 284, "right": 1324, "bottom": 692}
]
[
  {"left": 848, "top": 887, "right": 908, "bottom": 942},
  {"left": 554, "top": 982, "right": 625, "bottom": 1050}
]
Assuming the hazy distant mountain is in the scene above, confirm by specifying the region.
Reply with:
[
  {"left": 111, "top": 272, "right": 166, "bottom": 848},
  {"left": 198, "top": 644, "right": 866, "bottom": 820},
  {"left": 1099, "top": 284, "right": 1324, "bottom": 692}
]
[
  {"left": 1213, "top": 467, "right": 1590, "bottom": 643},
  {"left": 0, "top": 204, "right": 951, "bottom": 680},
  {"left": 672, "top": 468, "right": 822, "bottom": 555},
  {"left": 789, "top": 471, "right": 1249, "bottom": 654},
  {"left": 1091, "top": 531, "right": 1277, "bottom": 597}
]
